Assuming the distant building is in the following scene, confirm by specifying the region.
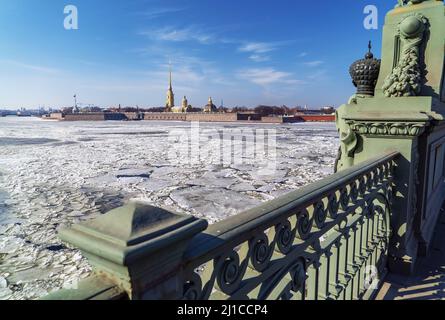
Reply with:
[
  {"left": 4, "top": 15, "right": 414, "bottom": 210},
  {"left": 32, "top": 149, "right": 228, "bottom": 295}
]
[
  {"left": 204, "top": 97, "right": 217, "bottom": 113},
  {"left": 164, "top": 64, "right": 193, "bottom": 113},
  {"left": 170, "top": 96, "right": 192, "bottom": 113},
  {"left": 321, "top": 106, "right": 335, "bottom": 114},
  {"left": 165, "top": 64, "right": 175, "bottom": 112}
]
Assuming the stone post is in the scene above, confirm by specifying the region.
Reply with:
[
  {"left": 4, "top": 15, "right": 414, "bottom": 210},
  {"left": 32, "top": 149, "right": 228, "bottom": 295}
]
[
  {"left": 58, "top": 201, "right": 208, "bottom": 300},
  {"left": 336, "top": 0, "right": 445, "bottom": 275}
]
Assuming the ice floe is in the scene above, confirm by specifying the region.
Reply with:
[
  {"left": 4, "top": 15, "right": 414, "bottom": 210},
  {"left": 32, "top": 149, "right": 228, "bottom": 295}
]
[{"left": 0, "top": 117, "right": 339, "bottom": 299}]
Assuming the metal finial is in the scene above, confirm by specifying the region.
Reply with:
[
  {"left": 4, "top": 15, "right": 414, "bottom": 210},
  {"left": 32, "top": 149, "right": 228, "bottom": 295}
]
[{"left": 365, "top": 41, "right": 374, "bottom": 59}]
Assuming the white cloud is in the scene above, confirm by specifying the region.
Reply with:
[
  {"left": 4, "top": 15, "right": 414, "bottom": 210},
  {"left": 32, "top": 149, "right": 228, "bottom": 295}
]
[
  {"left": 239, "top": 42, "right": 278, "bottom": 54},
  {"left": 307, "top": 69, "right": 328, "bottom": 80},
  {"left": 153, "top": 66, "right": 205, "bottom": 84},
  {"left": 298, "top": 52, "right": 308, "bottom": 58},
  {"left": 249, "top": 54, "right": 270, "bottom": 62},
  {"left": 139, "top": 26, "right": 215, "bottom": 44},
  {"left": 137, "top": 7, "right": 186, "bottom": 19},
  {"left": 237, "top": 68, "right": 302, "bottom": 86},
  {"left": 238, "top": 41, "right": 293, "bottom": 63},
  {"left": 0, "top": 60, "right": 59, "bottom": 74},
  {"left": 303, "top": 60, "right": 324, "bottom": 67}
]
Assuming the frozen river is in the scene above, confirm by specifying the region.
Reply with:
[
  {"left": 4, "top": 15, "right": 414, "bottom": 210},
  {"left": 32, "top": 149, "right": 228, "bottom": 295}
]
[{"left": 0, "top": 116, "right": 339, "bottom": 300}]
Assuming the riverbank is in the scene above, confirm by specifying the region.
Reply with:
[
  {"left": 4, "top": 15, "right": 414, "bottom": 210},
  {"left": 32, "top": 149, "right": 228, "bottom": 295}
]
[{"left": 43, "top": 111, "right": 335, "bottom": 123}]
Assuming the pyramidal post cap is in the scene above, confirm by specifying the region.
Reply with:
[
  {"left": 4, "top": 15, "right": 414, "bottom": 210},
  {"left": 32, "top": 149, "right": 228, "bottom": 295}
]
[{"left": 59, "top": 201, "right": 208, "bottom": 266}]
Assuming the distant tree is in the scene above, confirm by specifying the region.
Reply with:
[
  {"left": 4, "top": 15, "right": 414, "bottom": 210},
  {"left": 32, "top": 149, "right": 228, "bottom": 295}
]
[
  {"left": 254, "top": 105, "right": 291, "bottom": 116},
  {"left": 190, "top": 107, "right": 203, "bottom": 113},
  {"left": 61, "top": 107, "right": 74, "bottom": 114},
  {"left": 231, "top": 106, "right": 251, "bottom": 113},
  {"left": 122, "top": 107, "right": 140, "bottom": 112},
  {"left": 287, "top": 107, "right": 300, "bottom": 115},
  {"left": 145, "top": 107, "right": 166, "bottom": 113},
  {"left": 90, "top": 107, "right": 102, "bottom": 112},
  {"left": 217, "top": 106, "right": 229, "bottom": 113},
  {"left": 281, "top": 105, "right": 291, "bottom": 115}
]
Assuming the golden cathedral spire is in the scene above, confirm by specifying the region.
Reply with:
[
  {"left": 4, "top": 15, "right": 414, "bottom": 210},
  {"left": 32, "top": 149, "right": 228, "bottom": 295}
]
[
  {"left": 169, "top": 62, "right": 172, "bottom": 89},
  {"left": 165, "top": 61, "right": 175, "bottom": 112}
]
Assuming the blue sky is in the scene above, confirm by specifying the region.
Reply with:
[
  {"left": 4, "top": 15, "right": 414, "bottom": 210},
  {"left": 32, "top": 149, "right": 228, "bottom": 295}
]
[{"left": 0, "top": 0, "right": 395, "bottom": 109}]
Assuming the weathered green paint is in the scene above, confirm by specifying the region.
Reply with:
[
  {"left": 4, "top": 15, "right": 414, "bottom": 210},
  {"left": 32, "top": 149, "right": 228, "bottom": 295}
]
[
  {"left": 58, "top": 202, "right": 208, "bottom": 299},
  {"left": 336, "top": 0, "right": 445, "bottom": 275},
  {"left": 42, "top": 276, "right": 126, "bottom": 301},
  {"left": 377, "top": 0, "right": 445, "bottom": 99}
]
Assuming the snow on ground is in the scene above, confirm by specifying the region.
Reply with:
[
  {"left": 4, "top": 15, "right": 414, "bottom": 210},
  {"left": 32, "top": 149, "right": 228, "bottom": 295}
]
[{"left": 0, "top": 117, "right": 339, "bottom": 300}]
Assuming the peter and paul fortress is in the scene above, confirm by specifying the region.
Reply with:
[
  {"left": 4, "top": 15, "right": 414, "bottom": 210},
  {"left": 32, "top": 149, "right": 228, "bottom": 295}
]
[
  {"left": 164, "top": 64, "right": 213, "bottom": 113},
  {"left": 165, "top": 64, "right": 192, "bottom": 113}
]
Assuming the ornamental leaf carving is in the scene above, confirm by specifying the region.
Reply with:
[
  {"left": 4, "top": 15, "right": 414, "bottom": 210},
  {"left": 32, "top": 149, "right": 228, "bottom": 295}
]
[
  {"left": 382, "top": 14, "right": 429, "bottom": 97},
  {"left": 346, "top": 121, "right": 427, "bottom": 136}
]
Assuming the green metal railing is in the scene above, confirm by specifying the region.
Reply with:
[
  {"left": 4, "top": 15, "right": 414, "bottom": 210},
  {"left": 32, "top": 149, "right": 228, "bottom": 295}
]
[
  {"left": 179, "top": 151, "right": 397, "bottom": 300},
  {"left": 43, "top": 151, "right": 398, "bottom": 300}
]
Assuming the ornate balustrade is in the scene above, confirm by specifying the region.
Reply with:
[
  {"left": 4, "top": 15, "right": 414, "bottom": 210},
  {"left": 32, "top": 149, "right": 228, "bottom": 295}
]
[
  {"left": 180, "top": 152, "right": 397, "bottom": 300},
  {"left": 43, "top": 151, "right": 399, "bottom": 300}
]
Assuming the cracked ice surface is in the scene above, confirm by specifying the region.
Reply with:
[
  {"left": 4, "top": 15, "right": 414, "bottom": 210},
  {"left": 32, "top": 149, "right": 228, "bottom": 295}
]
[{"left": 0, "top": 117, "right": 339, "bottom": 300}]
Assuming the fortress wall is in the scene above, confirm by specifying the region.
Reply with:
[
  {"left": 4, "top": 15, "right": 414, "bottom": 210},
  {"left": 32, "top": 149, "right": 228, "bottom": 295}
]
[
  {"left": 64, "top": 113, "right": 127, "bottom": 121},
  {"left": 237, "top": 113, "right": 262, "bottom": 121},
  {"left": 60, "top": 112, "right": 334, "bottom": 123},
  {"left": 143, "top": 113, "right": 187, "bottom": 121},
  {"left": 143, "top": 112, "right": 238, "bottom": 122},
  {"left": 261, "top": 116, "right": 283, "bottom": 124},
  {"left": 64, "top": 113, "right": 107, "bottom": 121},
  {"left": 300, "top": 115, "right": 335, "bottom": 122},
  {"left": 45, "top": 113, "right": 64, "bottom": 120},
  {"left": 124, "top": 112, "right": 142, "bottom": 120},
  {"left": 185, "top": 113, "right": 238, "bottom": 122}
]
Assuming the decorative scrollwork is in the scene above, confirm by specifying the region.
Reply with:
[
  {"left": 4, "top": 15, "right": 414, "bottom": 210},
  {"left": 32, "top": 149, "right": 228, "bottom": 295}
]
[
  {"left": 339, "top": 187, "right": 350, "bottom": 210},
  {"left": 249, "top": 233, "right": 273, "bottom": 272},
  {"left": 379, "top": 166, "right": 385, "bottom": 181},
  {"left": 341, "top": 128, "right": 358, "bottom": 157},
  {"left": 296, "top": 209, "right": 313, "bottom": 240},
  {"left": 366, "top": 172, "right": 373, "bottom": 190},
  {"left": 314, "top": 202, "right": 327, "bottom": 229},
  {"left": 383, "top": 163, "right": 390, "bottom": 179},
  {"left": 275, "top": 220, "right": 295, "bottom": 254},
  {"left": 327, "top": 193, "right": 340, "bottom": 218},
  {"left": 364, "top": 200, "right": 376, "bottom": 218},
  {"left": 358, "top": 176, "right": 367, "bottom": 196},
  {"left": 372, "top": 169, "right": 380, "bottom": 186},
  {"left": 183, "top": 273, "right": 203, "bottom": 300},
  {"left": 215, "top": 251, "right": 244, "bottom": 295},
  {"left": 387, "top": 186, "right": 394, "bottom": 204},
  {"left": 349, "top": 181, "right": 359, "bottom": 201}
]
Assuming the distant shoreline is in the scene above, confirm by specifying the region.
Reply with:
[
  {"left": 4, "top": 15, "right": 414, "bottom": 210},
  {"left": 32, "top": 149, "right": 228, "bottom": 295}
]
[{"left": 41, "top": 111, "right": 335, "bottom": 124}]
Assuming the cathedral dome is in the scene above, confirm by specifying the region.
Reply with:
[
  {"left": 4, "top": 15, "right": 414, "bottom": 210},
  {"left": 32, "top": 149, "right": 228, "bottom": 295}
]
[{"left": 204, "top": 97, "right": 217, "bottom": 113}]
